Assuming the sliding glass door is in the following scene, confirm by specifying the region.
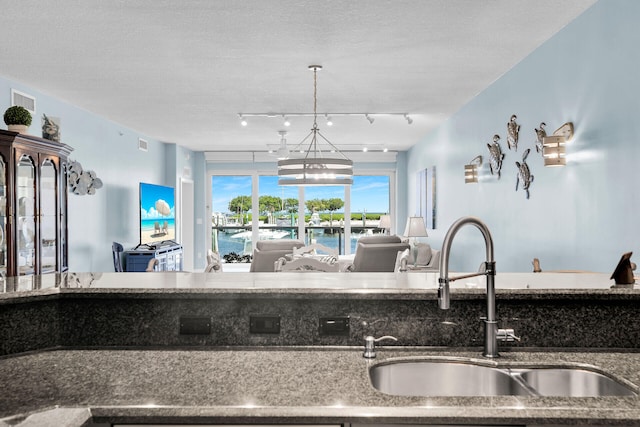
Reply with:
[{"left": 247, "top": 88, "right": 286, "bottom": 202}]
[{"left": 209, "top": 172, "right": 393, "bottom": 258}]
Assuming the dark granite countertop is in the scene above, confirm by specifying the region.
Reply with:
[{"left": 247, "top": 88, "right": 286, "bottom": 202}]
[{"left": 1, "top": 347, "right": 640, "bottom": 426}]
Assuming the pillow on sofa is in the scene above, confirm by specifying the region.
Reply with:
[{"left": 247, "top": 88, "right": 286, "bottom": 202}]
[
  {"left": 357, "top": 235, "right": 401, "bottom": 245},
  {"left": 414, "top": 243, "right": 433, "bottom": 266},
  {"left": 255, "top": 239, "right": 305, "bottom": 251}
]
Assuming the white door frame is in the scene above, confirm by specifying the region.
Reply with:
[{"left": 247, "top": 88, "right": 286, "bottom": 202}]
[{"left": 178, "top": 177, "right": 195, "bottom": 271}]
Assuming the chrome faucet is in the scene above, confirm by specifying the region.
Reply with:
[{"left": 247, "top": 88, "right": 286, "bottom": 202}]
[{"left": 437, "top": 216, "right": 518, "bottom": 358}]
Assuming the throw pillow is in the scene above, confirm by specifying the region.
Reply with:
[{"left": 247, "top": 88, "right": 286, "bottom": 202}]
[{"left": 415, "top": 243, "right": 433, "bottom": 266}]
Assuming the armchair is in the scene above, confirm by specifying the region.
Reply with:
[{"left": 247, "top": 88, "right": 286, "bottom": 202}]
[
  {"left": 249, "top": 239, "right": 306, "bottom": 272},
  {"left": 349, "top": 235, "right": 410, "bottom": 272}
]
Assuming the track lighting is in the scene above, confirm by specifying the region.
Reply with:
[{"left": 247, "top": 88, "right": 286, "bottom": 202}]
[
  {"left": 239, "top": 114, "right": 248, "bottom": 126},
  {"left": 276, "top": 130, "right": 290, "bottom": 160},
  {"left": 238, "top": 112, "right": 415, "bottom": 124}
]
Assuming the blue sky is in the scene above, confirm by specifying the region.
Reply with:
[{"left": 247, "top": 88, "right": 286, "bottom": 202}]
[
  {"left": 140, "top": 182, "right": 175, "bottom": 219},
  {"left": 212, "top": 175, "right": 389, "bottom": 214}
]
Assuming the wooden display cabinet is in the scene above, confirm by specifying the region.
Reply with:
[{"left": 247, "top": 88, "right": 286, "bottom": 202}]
[{"left": 0, "top": 129, "right": 73, "bottom": 277}]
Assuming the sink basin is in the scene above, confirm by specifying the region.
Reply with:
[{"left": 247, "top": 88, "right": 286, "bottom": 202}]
[
  {"left": 369, "top": 360, "right": 637, "bottom": 397},
  {"left": 369, "top": 361, "right": 530, "bottom": 396},
  {"left": 513, "top": 368, "right": 636, "bottom": 397}
]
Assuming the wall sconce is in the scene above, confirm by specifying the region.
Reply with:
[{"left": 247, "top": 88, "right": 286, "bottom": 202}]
[
  {"left": 543, "top": 122, "right": 574, "bottom": 167},
  {"left": 464, "top": 155, "right": 483, "bottom": 183}
]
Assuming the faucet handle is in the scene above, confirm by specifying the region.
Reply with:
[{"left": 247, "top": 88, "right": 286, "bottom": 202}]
[
  {"left": 497, "top": 328, "right": 521, "bottom": 342},
  {"left": 363, "top": 335, "right": 398, "bottom": 359}
]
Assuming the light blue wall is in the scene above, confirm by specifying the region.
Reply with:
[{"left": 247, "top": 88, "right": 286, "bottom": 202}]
[
  {"left": 0, "top": 77, "right": 195, "bottom": 272},
  {"left": 5, "top": 0, "right": 630, "bottom": 275},
  {"left": 406, "top": 0, "right": 639, "bottom": 273}
]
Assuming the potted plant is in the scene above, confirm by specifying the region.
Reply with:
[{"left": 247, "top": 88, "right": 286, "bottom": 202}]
[{"left": 3, "top": 106, "right": 32, "bottom": 134}]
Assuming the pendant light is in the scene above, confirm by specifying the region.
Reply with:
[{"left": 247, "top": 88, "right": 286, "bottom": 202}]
[{"left": 277, "top": 65, "right": 353, "bottom": 186}]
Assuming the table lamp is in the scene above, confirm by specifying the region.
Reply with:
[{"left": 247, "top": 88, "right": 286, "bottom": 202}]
[
  {"left": 403, "top": 216, "right": 428, "bottom": 267},
  {"left": 378, "top": 215, "right": 391, "bottom": 235}
]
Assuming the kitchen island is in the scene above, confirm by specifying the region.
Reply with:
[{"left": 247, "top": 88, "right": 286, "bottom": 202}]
[{"left": 0, "top": 272, "right": 638, "bottom": 426}]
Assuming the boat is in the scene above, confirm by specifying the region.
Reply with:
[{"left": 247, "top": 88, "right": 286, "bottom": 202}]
[
  {"left": 350, "top": 229, "right": 375, "bottom": 240},
  {"left": 229, "top": 229, "right": 291, "bottom": 254},
  {"left": 229, "top": 230, "right": 290, "bottom": 241}
]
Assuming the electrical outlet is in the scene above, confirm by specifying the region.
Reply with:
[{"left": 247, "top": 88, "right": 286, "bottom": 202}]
[
  {"left": 250, "top": 315, "right": 281, "bottom": 334},
  {"left": 319, "top": 316, "right": 350, "bottom": 336},
  {"left": 179, "top": 316, "right": 211, "bottom": 335}
]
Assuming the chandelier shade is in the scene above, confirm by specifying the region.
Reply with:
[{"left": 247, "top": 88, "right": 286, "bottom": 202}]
[
  {"left": 278, "top": 157, "right": 353, "bottom": 186},
  {"left": 277, "top": 65, "right": 353, "bottom": 186}
]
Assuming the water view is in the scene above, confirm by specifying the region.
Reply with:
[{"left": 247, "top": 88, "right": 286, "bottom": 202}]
[
  {"left": 214, "top": 226, "right": 382, "bottom": 257},
  {"left": 211, "top": 174, "right": 391, "bottom": 257}
]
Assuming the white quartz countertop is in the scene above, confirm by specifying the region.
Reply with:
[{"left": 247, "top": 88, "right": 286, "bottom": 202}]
[{"left": 1, "top": 271, "right": 635, "bottom": 295}]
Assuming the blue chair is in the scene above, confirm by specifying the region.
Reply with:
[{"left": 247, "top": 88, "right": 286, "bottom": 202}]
[{"left": 112, "top": 242, "right": 124, "bottom": 272}]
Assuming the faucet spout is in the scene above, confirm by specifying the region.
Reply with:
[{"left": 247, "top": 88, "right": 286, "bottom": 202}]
[{"left": 437, "top": 216, "right": 502, "bottom": 357}]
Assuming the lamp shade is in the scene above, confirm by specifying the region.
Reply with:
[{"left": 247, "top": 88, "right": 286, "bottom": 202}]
[
  {"left": 403, "top": 216, "right": 428, "bottom": 237},
  {"left": 378, "top": 214, "right": 391, "bottom": 230}
]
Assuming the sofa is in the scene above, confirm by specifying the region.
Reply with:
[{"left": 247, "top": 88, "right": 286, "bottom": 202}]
[
  {"left": 401, "top": 242, "right": 440, "bottom": 271},
  {"left": 349, "top": 235, "right": 411, "bottom": 272},
  {"left": 249, "top": 239, "right": 306, "bottom": 272}
]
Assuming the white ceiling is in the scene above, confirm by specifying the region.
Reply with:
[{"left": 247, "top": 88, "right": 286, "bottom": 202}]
[{"left": 0, "top": 0, "right": 596, "bottom": 153}]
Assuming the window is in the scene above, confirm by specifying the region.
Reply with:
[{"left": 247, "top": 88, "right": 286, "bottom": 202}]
[
  {"left": 209, "top": 172, "right": 394, "bottom": 258},
  {"left": 211, "top": 175, "right": 252, "bottom": 259}
]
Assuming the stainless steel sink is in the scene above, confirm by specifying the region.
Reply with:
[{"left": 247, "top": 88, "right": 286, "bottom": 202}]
[
  {"left": 369, "top": 361, "right": 530, "bottom": 396},
  {"left": 369, "top": 360, "right": 637, "bottom": 397},
  {"left": 512, "top": 368, "right": 636, "bottom": 397}
]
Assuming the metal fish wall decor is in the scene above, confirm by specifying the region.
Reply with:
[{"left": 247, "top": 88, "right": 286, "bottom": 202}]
[
  {"left": 506, "top": 114, "right": 520, "bottom": 151},
  {"left": 515, "top": 148, "right": 534, "bottom": 199},
  {"left": 534, "top": 122, "right": 547, "bottom": 156},
  {"left": 487, "top": 134, "right": 505, "bottom": 179}
]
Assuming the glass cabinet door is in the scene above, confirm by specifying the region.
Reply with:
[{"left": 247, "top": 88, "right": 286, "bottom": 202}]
[
  {"left": 0, "top": 156, "right": 6, "bottom": 277},
  {"left": 40, "top": 159, "right": 57, "bottom": 274},
  {"left": 17, "top": 154, "right": 36, "bottom": 275},
  {"left": 61, "top": 161, "right": 68, "bottom": 271}
]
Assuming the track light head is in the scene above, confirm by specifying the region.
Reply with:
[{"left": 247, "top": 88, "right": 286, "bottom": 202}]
[
  {"left": 366, "top": 114, "right": 374, "bottom": 124},
  {"left": 283, "top": 115, "right": 291, "bottom": 127},
  {"left": 239, "top": 114, "right": 248, "bottom": 126},
  {"left": 276, "top": 130, "right": 290, "bottom": 160},
  {"left": 326, "top": 114, "right": 333, "bottom": 126},
  {"left": 404, "top": 114, "right": 413, "bottom": 125}
]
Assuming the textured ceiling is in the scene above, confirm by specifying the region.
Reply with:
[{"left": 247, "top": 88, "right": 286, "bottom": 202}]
[{"left": 0, "top": 0, "right": 596, "bottom": 153}]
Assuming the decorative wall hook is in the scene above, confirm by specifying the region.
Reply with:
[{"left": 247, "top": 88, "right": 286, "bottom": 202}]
[{"left": 68, "top": 159, "right": 103, "bottom": 195}]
